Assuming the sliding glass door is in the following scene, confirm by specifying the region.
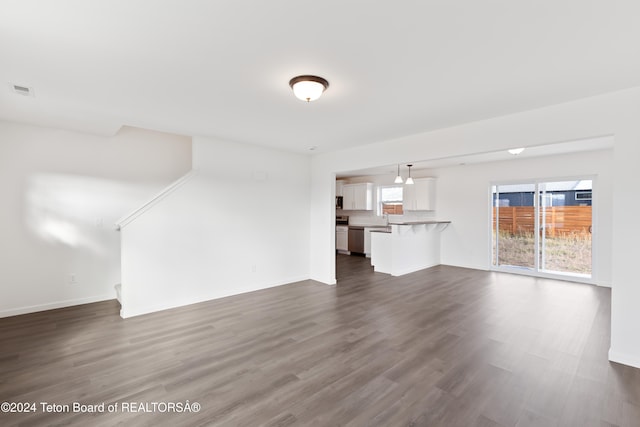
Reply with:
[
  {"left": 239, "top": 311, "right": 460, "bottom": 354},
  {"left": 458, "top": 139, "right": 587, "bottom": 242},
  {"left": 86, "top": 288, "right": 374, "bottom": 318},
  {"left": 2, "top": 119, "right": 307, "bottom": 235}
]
[
  {"left": 538, "top": 180, "right": 592, "bottom": 277},
  {"left": 492, "top": 179, "right": 593, "bottom": 279},
  {"left": 493, "top": 183, "right": 536, "bottom": 270}
]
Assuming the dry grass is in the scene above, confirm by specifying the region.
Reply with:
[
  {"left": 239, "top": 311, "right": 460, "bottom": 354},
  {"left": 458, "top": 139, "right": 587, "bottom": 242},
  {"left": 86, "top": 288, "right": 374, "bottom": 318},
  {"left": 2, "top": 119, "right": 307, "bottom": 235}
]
[{"left": 493, "top": 231, "right": 592, "bottom": 275}]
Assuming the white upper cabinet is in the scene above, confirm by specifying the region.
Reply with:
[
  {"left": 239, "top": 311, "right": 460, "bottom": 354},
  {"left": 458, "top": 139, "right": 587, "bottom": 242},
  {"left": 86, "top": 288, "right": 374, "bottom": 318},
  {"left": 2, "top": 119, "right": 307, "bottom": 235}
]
[
  {"left": 403, "top": 177, "right": 436, "bottom": 211},
  {"left": 342, "top": 183, "right": 373, "bottom": 210}
]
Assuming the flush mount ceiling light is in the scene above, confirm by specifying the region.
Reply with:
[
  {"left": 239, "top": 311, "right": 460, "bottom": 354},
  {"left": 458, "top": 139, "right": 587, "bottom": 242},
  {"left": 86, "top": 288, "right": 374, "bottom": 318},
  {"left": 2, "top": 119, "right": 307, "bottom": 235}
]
[
  {"left": 394, "top": 164, "right": 404, "bottom": 184},
  {"left": 508, "top": 147, "right": 525, "bottom": 155},
  {"left": 289, "top": 75, "right": 329, "bottom": 102},
  {"left": 405, "top": 164, "right": 414, "bottom": 185}
]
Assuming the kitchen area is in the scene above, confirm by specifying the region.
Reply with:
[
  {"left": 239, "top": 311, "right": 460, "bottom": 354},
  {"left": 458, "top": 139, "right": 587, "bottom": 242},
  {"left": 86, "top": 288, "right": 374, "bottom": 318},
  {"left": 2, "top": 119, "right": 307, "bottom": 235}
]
[{"left": 335, "top": 166, "right": 450, "bottom": 280}]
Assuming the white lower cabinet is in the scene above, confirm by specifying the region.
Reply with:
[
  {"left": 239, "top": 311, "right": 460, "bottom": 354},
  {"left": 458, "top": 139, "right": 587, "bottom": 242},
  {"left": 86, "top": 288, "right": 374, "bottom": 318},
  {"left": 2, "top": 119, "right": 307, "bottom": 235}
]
[
  {"left": 364, "top": 227, "right": 373, "bottom": 257},
  {"left": 336, "top": 226, "right": 348, "bottom": 251}
]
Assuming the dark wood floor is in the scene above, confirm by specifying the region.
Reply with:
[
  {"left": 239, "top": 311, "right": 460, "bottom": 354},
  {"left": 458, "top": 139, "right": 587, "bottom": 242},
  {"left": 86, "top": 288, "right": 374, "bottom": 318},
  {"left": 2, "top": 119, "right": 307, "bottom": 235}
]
[{"left": 1, "top": 255, "right": 639, "bottom": 426}]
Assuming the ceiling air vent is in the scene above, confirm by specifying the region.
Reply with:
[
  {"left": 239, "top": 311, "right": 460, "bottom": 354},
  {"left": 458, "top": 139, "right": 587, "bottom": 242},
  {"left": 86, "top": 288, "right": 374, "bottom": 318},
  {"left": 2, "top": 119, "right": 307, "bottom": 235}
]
[{"left": 10, "top": 83, "right": 34, "bottom": 97}]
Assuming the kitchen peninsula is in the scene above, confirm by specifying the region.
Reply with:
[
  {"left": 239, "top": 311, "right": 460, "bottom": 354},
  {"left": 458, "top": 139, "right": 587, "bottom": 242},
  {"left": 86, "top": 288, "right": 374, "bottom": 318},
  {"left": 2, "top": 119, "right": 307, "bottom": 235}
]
[{"left": 370, "top": 220, "right": 450, "bottom": 276}]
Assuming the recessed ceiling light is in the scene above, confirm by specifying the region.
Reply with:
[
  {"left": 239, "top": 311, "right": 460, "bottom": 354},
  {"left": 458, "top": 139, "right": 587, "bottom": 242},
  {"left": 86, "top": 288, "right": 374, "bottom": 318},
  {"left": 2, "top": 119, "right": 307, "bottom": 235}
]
[{"left": 508, "top": 147, "right": 525, "bottom": 155}]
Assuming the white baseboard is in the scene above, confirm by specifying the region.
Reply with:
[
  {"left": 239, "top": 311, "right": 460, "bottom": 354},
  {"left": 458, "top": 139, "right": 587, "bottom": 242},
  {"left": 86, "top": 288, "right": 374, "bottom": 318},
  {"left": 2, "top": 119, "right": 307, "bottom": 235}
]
[
  {"left": 608, "top": 348, "right": 640, "bottom": 369},
  {"left": 391, "top": 263, "right": 439, "bottom": 277},
  {"left": 310, "top": 274, "right": 337, "bottom": 285},
  {"left": 120, "top": 275, "right": 310, "bottom": 319},
  {"left": 0, "top": 294, "right": 116, "bottom": 318},
  {"left": 441, "top": 262, "right": 488, "bottom": 271}
]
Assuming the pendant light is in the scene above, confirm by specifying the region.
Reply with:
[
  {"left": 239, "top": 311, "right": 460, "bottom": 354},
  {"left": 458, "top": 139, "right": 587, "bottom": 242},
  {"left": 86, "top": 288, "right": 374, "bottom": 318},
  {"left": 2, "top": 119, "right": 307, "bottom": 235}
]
[
  {"left": 405, "top": 164, "right": 414, "bottom": 185},
  {"left": 394, "top": 164, "right": 404, "bottom": 184}
]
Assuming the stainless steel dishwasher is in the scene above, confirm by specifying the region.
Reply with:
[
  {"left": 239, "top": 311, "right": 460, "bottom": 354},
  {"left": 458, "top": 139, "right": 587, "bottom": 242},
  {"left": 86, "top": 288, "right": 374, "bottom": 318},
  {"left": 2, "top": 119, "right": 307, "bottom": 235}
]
[{"left": 348, "top": 226, "right": 365, "bottom": 254}]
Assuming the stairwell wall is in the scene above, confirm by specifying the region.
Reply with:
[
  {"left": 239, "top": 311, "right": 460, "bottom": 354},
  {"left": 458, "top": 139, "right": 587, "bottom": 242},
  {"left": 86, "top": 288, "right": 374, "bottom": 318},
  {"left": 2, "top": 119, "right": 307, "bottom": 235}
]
[
  {"left": 0, "top": 122, "right": 191, "bottom": 317},
  {"left": 119, "top": 136, "right": 311, "bottom": 318}
]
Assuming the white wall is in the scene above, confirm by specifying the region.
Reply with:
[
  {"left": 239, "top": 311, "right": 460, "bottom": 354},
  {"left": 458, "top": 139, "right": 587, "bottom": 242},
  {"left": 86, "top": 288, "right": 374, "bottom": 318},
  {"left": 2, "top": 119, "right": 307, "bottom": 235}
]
[
  {"left": 433, "top": 149, "right": 613, "bottom": 285},
  {"left": 0, "top": 122, "right": 192, "bottom": 317},
  {"left": 119, "top": 137, "right": 311, "bottom": 318},
  {"left": 610, "top": 116, "right": 640, "bottom": 368},
  {"left": 310, "top": 87, "right": 640, "bottom": 368}
]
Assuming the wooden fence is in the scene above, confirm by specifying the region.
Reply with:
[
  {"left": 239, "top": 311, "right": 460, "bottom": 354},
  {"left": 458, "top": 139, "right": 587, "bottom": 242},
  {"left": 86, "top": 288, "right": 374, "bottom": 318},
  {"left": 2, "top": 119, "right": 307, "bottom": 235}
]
[
  {"left": 493, "top": 206, "right": 592, "bottom": 237},
  {"left": 382, "top": 203, "right": 403, "bottom": 215}
]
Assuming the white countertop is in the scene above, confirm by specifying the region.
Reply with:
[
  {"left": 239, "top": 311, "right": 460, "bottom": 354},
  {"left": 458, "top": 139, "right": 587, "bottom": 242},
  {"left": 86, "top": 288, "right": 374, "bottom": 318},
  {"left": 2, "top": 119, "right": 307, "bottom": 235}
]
[{"left": 388, "top": 220, "right": 451, "bottom": 225}]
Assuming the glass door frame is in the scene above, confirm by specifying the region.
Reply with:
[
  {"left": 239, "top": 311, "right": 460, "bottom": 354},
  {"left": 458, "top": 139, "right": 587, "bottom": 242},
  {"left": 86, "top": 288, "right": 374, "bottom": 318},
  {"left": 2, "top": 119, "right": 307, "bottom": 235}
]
[
  {"left": 489, "top": 175, "right": 597, "bottom": 285},
  {"left": 492, "top": 181, "right": 539, "bottom": 271}
]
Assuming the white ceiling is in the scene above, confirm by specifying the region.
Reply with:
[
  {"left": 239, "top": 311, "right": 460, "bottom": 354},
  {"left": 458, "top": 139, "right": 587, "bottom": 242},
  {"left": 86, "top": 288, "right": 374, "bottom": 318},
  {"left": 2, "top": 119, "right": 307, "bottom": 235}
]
[
  {"left": 2, "top": 1, "right": 640, "bottom": 154},
  {"left": 337, "top": 135, "right": 614, "bottom": 178}
]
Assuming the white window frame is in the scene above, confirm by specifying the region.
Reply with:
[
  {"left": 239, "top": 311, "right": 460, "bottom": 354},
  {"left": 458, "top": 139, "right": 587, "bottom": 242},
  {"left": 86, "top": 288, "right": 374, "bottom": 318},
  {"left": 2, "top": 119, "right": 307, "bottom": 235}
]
[{"left": 378, "top": 185, "right": 403, "bottom": 216}]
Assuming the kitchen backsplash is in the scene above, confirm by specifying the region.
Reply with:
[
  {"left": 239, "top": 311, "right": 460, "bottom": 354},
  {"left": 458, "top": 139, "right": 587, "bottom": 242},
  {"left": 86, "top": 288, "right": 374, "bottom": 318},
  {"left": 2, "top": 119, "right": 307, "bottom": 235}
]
[{"left": 341, "top": 210, "right": 436, "bottom": 226}]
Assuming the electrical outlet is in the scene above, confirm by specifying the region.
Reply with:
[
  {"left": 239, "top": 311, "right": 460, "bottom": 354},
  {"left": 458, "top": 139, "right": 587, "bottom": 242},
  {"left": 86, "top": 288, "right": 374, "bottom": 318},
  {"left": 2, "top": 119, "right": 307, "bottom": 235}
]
[
  {"left": 69, "top": 274, "right": 77, "bottom": 285},
  {"left": 251, "top": 265, "right": 257, "bottom": 273}
]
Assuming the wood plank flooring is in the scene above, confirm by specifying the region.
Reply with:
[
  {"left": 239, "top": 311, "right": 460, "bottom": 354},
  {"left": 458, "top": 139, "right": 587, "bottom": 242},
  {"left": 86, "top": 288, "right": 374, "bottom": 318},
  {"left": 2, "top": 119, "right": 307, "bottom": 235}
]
[{"left": 1, "top": 255, "right": 639, "bottom": 426}]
